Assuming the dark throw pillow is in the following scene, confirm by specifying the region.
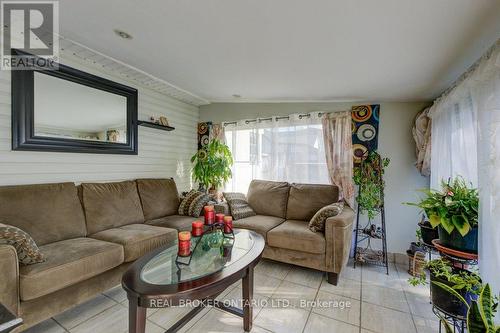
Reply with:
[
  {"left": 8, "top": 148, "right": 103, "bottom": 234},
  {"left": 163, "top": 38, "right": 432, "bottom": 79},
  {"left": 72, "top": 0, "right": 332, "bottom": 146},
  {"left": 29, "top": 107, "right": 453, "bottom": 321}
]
[
  {"left": 223, "top": 192, "right": 256, "bottom": 220},
  {"left": 0, "top": 223, "right": 46, "bottom": 265},
  {"left": 309, "top": 202, "right": 344, "bottom": 232}
]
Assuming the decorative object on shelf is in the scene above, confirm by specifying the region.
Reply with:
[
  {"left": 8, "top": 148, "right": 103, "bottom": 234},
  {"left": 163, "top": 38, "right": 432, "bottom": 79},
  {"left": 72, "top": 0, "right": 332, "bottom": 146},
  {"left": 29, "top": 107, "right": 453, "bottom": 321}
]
[
  {"left": 191, "top": 138, "right": 233, "bottom": 194},
  {"left": 353, "top": 151, "right": 390, "bottom": 274},
  {"left": 178, "top": 231, "right": 192, "bottom": 257},
  {"left": 405, "top": 177, "right": 479, "bottom": 253},
  {"left": 159, "top": 116, "right": 170, "bottom": 126},
  {"left": 137, "top": 120, "right": 175, "bottom": 131},
  {"left": 351, "top": 104, "right": 380, "bottom": 166}
]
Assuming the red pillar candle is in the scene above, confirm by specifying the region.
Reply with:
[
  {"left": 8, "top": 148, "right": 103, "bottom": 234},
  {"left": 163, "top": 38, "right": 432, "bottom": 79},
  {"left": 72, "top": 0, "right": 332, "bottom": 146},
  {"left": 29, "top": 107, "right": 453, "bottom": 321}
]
[
  {"left": 204, "top": 211, "right": 215, "bottom": 225},
  {"left": 178, "top": 231, "right": 191, "bottom": 257},
  {"left": 191, "top": 220, "right": 203, "bottom": 237},
  {"left": 223, "top": 216, "right": 233, "bottom": 234},
  {"left": 215, "top": 213, "right": 225, "bottom": 223},
  {"left": 204, "top": 205, "right": 215, "bottom": 225}
]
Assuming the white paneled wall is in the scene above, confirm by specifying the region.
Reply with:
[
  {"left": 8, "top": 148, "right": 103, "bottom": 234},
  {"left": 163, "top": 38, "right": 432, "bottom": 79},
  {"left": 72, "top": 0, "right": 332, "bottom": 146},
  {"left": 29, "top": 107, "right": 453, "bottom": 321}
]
[{"left": 0, "top": 53, "right": 199, "bottom": 191}]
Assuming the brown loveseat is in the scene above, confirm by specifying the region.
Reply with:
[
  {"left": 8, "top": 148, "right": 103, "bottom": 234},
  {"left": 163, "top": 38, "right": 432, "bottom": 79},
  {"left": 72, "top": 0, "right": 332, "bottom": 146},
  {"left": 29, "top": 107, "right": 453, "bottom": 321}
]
[
  {"left": 0, "top": 178, "right": 354, "bottom": 332},
  {"left": 232, "top": 180, "right": 355, "bottom": 285}
]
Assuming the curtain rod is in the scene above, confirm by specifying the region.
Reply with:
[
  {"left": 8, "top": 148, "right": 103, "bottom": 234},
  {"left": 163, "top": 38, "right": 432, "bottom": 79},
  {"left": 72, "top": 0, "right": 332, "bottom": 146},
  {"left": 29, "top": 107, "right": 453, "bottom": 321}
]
[
  {"left": 222, "top": 112, "right": 327, "bottom": 127},
  {"left": 435, "top": 38, "right": 499, "bottom": 103}
]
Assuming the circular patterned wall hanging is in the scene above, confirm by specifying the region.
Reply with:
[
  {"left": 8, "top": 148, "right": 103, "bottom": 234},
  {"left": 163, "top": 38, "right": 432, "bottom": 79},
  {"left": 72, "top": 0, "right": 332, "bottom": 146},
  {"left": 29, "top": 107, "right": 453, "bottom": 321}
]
[
  {"left": 198, "top": 123, "right": 208, "bottom": 134},
  {"left": 356, "top": 124, "right": 377, "bottom": 142},
  {"left": 353, "top": 144, "right": 368, "bottom": 164},
  {"left": 200, "top": 135, "right": 209, "bottom": 146},
  {"left": 352, "top": 105, "right": 372, "bottom": 122}
]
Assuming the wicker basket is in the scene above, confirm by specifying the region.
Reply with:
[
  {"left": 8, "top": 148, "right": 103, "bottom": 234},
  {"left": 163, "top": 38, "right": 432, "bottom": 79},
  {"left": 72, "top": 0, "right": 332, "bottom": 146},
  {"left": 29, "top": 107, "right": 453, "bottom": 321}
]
[{"left": 407, "top": 250, "right": 426, "bottom": 277}]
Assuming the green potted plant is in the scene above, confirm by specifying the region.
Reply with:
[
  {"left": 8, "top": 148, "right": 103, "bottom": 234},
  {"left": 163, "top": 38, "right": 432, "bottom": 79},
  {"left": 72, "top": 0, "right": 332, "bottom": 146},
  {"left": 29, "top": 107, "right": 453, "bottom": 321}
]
[
  {"left": 190, "top": 139, "right": 233, "bottom": 194},
  {"left": 353, "top": 151, "right": 390, "bottom": 219},
  {"left": 405, "top": 177, "right": 479, "bottom": 253},
  {"left": 409, "top": 258, "right": 481, "bottom": 317},
  {"left": 440, "top": 284, "right": 500, "bottom": 333}
]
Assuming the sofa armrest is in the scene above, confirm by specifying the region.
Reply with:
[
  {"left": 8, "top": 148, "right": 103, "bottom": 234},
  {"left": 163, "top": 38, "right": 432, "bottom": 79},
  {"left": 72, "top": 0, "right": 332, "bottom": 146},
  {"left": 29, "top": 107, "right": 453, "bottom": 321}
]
[
  {"left": 0, "top": 245, "right": 20, "bottom": 316},
  {"left": 324, "top": 206, "right": 355, "bottom": 273}
]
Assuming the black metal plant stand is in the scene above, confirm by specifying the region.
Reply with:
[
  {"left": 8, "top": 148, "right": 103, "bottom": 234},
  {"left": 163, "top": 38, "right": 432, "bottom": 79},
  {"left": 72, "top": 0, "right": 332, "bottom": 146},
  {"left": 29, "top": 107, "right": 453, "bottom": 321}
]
[
  {"left": 353, "top": 153, "right": 389, "bottom": 275},
  {"left": 433, "top": 306, "right": 466, "bottom": 333}
]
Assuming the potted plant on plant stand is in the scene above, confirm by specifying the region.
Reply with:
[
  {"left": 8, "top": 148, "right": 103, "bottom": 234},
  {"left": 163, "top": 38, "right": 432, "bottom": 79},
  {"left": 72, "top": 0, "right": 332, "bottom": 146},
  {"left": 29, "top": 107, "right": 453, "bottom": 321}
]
[
  {"left": 409, "top": 258, "right": 482, "bottom": 317},
  {"left": 191, "top": 139, "right": 233, "bottom": 198},
  {"left": 418, "top": 215, "right": 439, "bottom": 245},
  {"left": 405, "top": 177, "right": 479, "bottom": 253}
]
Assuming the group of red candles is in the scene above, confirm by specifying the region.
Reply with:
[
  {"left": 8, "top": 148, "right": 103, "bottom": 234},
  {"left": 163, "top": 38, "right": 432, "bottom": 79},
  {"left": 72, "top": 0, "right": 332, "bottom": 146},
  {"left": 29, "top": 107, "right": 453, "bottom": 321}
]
[{"left": 177, "top": 205, "right": 234, "bottom": 257}]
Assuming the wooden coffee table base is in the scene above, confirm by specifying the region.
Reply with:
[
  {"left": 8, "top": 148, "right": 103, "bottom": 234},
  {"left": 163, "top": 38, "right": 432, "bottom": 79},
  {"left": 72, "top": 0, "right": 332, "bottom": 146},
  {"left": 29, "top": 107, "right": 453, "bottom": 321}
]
[{"left": 128, "top": 266, "right": 254, "bottom": 333}]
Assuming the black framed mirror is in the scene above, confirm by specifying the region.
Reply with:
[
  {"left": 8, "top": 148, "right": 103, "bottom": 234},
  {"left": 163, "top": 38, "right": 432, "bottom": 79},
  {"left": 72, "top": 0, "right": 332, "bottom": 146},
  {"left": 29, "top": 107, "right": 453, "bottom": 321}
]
[{"left": 11, "top": 50, "right": 138, "bottom": 154}]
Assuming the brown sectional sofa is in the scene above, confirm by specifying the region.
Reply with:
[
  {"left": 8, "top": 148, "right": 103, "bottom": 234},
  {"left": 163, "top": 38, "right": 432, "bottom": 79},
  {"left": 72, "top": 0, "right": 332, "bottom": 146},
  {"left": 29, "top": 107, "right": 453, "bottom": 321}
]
[{"left": 0, "top": 178, "right": 354, "bottom": 332}]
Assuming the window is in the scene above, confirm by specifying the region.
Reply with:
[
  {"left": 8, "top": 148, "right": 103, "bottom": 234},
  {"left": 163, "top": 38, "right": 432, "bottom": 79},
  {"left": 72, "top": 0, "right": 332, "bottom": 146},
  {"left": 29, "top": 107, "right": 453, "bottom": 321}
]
[{"left": 224, "top": 120, "right": 329, "bottom": 193}]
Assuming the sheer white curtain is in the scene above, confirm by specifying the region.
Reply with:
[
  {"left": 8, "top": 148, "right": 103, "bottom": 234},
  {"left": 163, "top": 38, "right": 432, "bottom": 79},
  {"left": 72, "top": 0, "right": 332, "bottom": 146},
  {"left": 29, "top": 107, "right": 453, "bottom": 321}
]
[
  {"left": 429, "top": 95, "right": 478, "bottom": 189},
  {"left": 429, "top": 40, "right": 500, "bottom": 294},
  {"left": 224, "top": 113, "right": 329, "bottom": 193}
]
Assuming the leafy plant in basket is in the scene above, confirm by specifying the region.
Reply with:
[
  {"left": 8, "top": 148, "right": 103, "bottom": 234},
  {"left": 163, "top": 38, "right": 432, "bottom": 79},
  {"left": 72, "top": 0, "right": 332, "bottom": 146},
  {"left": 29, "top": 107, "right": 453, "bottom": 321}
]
[
  {"left": 191, "top": 139, "right": 233, "bottom": 193},
  {"left": 353, "top": 151, "right": 390, "bottom": 219},
  {"left": 440, "top": 284, "right": 500, "bottom": 333},
  {"left": 405, "top": 177, "right": 479, "bottom": 253},
  {"left": 408, "top": 258, "right": 481, "bottom": 317}
]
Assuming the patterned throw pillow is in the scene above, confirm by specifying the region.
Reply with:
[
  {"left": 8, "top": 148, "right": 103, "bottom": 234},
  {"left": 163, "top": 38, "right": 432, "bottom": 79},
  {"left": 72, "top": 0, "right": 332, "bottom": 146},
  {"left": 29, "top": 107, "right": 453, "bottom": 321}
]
[
  {"left": 178, "top": 189, "right": 199, "bottom": 215},
  {"left": 223, "top": 192, "right": 256, "bottom": 220},
  {"left": 0, "top": 223, "right": 46, "bottom": 265},
  {"left": 188, "top": 193, "right": 210, "bottom": 217},
  {"left": 309, "top": 202, "right": 344, "bottom": 233}
]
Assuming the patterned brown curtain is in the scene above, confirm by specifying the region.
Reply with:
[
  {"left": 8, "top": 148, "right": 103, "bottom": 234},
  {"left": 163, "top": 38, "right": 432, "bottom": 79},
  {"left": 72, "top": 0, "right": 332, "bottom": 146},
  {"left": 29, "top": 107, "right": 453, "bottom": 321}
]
[{"left": 322, "top": 111, "right": 355, "bottom": 207}]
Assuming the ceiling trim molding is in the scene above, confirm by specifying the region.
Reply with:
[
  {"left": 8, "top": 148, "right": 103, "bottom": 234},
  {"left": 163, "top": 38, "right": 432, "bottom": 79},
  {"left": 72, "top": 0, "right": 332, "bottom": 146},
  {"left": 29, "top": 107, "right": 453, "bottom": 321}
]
[{"left": 58, "top": 36, "right": 210, "bottom": 107}]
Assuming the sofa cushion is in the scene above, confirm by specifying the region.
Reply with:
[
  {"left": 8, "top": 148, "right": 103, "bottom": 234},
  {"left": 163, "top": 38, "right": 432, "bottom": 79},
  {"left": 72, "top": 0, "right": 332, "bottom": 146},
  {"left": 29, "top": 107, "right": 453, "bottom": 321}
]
[
  {"left": 136, "top": 178, "right": 180, "bottom": 220},
  {"left": 82, "top": 181, "right": 145, "bottom": 235},
  {"left": 19, "top": 238, "right": 124, "bottom": 301},
  {"left": 247, "top": 180, "right": 290, "bottom": 218},
  {"left": 90, "top": 224, "right": 177, "bottom": 262},
  {"left": 146, "top": 215, "right": 194, "bottom": 231},
  {"left": 232, "top": 215, "right": 285, "bottom": 240},
  {"left": 309, "top": 202, "right": 344, "bottom": 233},
  {"left": 0, "top": 183, "right": 87, "bottom": 245},
  {"left": 286, "top": 183, "right": 339, "bottom": 221},
  {"left": 267, "top": 220, "right": 326, "bottom": 254}
]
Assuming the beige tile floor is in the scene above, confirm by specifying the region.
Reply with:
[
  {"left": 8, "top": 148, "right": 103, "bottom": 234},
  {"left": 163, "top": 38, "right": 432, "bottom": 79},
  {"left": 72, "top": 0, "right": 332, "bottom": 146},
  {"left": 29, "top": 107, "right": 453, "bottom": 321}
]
[{"left": 23, "top": 259, "right": 438, "bottom": 333}]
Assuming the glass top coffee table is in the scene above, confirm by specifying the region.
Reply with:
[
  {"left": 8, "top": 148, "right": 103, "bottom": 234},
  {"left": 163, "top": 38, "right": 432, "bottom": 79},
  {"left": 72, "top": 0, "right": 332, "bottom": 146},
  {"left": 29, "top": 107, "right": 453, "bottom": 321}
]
[{"left": 122, "top": 229, "right": 265, "bottom": 333}]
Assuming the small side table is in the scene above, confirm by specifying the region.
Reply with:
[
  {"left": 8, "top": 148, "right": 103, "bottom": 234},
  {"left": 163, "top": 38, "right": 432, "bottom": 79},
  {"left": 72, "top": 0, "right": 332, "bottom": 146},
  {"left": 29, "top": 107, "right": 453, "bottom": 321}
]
[{"left": 0, "top": 303, "right": 22, "bottom": 333}]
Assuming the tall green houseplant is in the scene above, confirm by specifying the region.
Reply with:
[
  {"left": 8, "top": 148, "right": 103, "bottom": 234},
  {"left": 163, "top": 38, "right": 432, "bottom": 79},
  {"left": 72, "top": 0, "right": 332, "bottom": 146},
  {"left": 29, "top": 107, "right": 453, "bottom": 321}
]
[{"left": 191, "top": 139, "right": 233, "bottom": 192}]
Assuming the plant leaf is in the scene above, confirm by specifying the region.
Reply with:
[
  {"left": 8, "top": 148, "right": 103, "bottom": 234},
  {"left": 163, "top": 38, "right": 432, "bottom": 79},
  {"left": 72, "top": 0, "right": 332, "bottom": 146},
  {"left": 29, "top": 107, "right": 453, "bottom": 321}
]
[
  {"left": 451, "top": 215, "right": 471, "bottom": 237},
  {"left": 429, "top": 214, "right": 441, "bottom": 228},
  {"left": 468, "top": 301, "right": 488, "bottom": 333},
  {"left": 479, "top": 284, "right": 495, "bottom": 329},
  {"left": 440, "top": 216, "right": 455, "bottom": 234}
]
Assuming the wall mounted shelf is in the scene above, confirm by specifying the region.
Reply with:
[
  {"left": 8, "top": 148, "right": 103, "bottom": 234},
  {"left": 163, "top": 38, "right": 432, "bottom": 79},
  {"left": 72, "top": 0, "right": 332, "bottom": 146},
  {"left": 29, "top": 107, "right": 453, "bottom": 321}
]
[{"left": 138, "top": 121, "right": 175, "bottom": 131}]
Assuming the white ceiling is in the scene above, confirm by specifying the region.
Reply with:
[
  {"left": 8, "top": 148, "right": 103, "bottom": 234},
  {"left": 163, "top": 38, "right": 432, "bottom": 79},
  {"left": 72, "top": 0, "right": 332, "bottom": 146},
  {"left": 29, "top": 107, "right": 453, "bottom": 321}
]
[{"left": 58, "top": 0, "right": 500, "bottom": 103}]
